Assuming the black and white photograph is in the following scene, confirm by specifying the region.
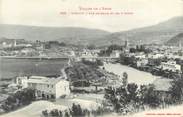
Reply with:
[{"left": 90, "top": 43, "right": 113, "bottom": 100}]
[{"left": 0, "top": 0, "right": 183, "bottom": 117}]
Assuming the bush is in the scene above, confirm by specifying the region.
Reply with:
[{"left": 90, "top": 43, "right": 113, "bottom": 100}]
[
  {"left": 1, "top": 88, "right": 36, "bottom": 112},
  {"left": 42, "top": 103, "right": 109, "bottom": 117}
]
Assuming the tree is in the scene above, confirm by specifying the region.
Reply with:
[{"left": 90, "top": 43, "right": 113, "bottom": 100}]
[
  {"left": 129, "top": 48, "right": 136, "bottom": 53},
  {"left": 170, "top": 77, "right": 183, "bottom": 103},
  {"left": 60, "top": 42, "right": 66, "bottom": 46},
  {"left": 65, "top": 111, "right": 70, "bottom": 117},
  {"left": 104, "top": 84, "right": 138, "bottom": 113},
  {"left": 59, "top": 110, "right": 63, "bottom": 117},
  {"left": 122, "top": 72, "right": 128, "bottom": 87},
  {"left": 137, "top": 85, "right": 148, "bottom": 110},
  {"left": 71, "top": 103, "right": 83, "bottom": 116},
  {"left": 127, "top": 83, "right": 138, "bottom": 101},
  {"left": 42, "top": 110, "right": 48, "bottom": 117},
  {"left": 71, "top": 103, "right": 77, "bottom": 116},
  {"left": 143, "top": 84, "right": 160, "bottom": 108}
]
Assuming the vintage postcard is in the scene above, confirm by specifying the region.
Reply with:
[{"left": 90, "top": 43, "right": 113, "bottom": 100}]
[{"left": 0, "top": 0, "right": 183, "bottom": 117}]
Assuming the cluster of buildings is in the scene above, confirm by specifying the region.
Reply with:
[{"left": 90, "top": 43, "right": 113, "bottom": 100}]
[
  {"left": 0, "top": 39, "right": 77, "bottom": 58},
  {"left": 120, "top": 44, "right": 183, "bottom": 102},
  {"left": 160, "top": 60, "right": 181, "bottom": 72},
  {"left": 1, "top": 38, "right": 183, "bottom": 102},
  {"left": 0, "top": 39, "right": 32, "bottom": 48},
  {"left": 125, "top": 45, "right": 183, "bottom": 73}
]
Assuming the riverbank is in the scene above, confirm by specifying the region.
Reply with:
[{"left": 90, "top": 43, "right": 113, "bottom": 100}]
[{"left": 103, "top": 63, "right": 159, "bottom": 85}]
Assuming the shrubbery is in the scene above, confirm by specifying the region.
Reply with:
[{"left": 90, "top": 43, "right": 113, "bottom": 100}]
[
  {"left": 1, "top": 88, "right": 35, "bottom": 112},
  {"left": 81, "top": 59, "right": 103, "bottom": 68},
  {"left": 104, "top": 83, "right": 161, "bottom": 114},
  {"left": 42, "top": 103, "right": 111, "bottom": 117}
]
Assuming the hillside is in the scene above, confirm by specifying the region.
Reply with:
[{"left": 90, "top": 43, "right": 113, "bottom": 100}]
[
  {"left": 0, "top": 24, "right": 110, "bottom": 45},
  {"left": 166, "top": 33, "right": 183, "bottom": 46},
  {"left": 2, "top": 100, "right": 183, "bottom": 117},
  {"left": 104, "top": 16, "right": 183, "bottom": 45},
  {"left": 0, "top": 16, "right": 183, "bottom": 45}
]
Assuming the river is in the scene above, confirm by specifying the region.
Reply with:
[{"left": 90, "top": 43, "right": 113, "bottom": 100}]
[
  {"left": 103, "top": 63, "right": 159, "bottom": 85},
  {"left": 0, "top": 58, "right": 68, "bottom": 79}
]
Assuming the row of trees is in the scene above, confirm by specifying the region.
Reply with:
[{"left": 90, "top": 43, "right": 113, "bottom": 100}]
[
  {"left": 42, "top": 103, "right": 110, "bottom": 117},
  {"left": 81, "top": 59, "right": 104, "bottom": 68},
  {"left": 129, "top": 45, "right": 152, "bottom": 54}
]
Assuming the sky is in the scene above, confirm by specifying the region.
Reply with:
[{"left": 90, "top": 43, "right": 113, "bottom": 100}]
[{"left": 0, "top": 0, "right": 183, "bottom": 32}]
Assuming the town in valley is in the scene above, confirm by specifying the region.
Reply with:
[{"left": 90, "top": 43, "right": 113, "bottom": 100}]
[
  {"left": 0, "top": 32, "right": 183, "bottom": 117},
  {"left": 1, "top": 0, "right": 183, "bottom": 116}
]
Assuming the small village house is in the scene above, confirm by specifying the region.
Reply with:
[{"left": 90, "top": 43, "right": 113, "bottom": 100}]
[
  {"left": 110, "top": 50, "right": 121, "bottom": 58},
  {"left": 136, "top": 58, "right": 148, "bottom": 68},
  {"left": 16, "top": 76, "right": 70, "bottom": 99}
]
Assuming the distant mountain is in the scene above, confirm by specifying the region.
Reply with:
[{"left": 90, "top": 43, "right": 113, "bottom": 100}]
[
  {"left": 103, "top": 16, "right": 183, "bottom": 45},
  {"left": 0, "top": 16, "right": 182, "bottom": 46},
  {"left": 0, "top": 24, "right": 110, "bottom": 45},
  {"left": 166, "top": 33, "right": 183, "bottom": 46}
]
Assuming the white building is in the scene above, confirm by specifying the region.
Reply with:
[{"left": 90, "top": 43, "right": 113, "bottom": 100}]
[
  {"left": 136, "top": 58, "right": 148, "bottom": 67},
  {"left": 160, "top": 61, "right": 181, "bottom": 72},
  {"left": 16, "top": 76, "right": 70, "bottom": 99},
  {"left": 110, "top": 50, "right": 121, "bottom": 58},
  {"left": 80, "top": 49, "right": 99, "bottom": 58},
  {"left": 148, "top": 53, "right": 164, "bottom": 59},
  {"left": 134, "top": 52, "right": 146, "bottom": 59}
]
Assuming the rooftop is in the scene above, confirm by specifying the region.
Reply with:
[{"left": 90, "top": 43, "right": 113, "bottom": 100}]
[{"left": 27, "top": 76, "right": 66, "bottom": 85}]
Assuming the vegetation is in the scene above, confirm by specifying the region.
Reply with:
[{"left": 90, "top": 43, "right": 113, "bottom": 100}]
[
  {"left": 86, "top": 44, "right": 96, "bottom": 50},
  {"left": 129, "top": 45, "right": 152, "bottom": 53},
  {"left": 65, "top": 62, "right": 104, "bottom": 82},
  {"left": 103, "top": 72, "right": 183, "bottom": 115},
  {"left": 98, "top": 44, "right": 123, "bottom": 56},
  {"left": 104, "top": 83, "right": 162, "bottom": 114},
  {"left": 81, "top": 59, "right": 103, "bottom": 68},
  {"left": 42, "top": 103, "right": 110, "bottom": 117},
  {"left": 170, "top": 76, "right": 183, "bottom": 104},
  {"left": 119, "top": 53, "right": 136, "bottom": 66},
  {"left": 1, "top": 88, "right": 35, "bottom": 112}
]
